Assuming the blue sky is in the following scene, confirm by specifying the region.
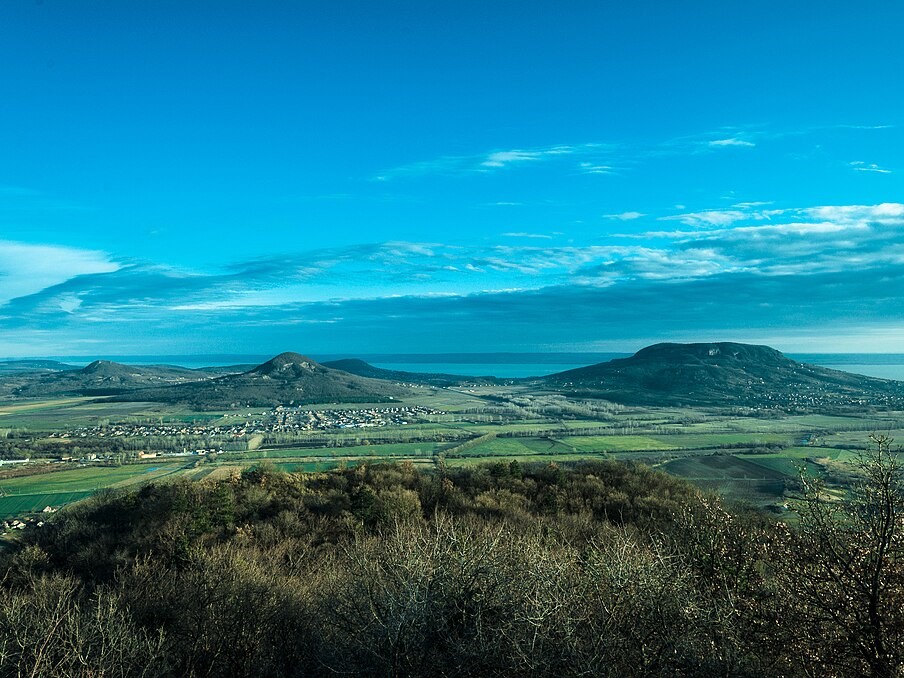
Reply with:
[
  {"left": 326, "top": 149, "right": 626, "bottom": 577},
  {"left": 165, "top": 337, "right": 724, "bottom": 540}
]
[{"left": 1, "top": 0, "right": 902, "bottom": 356}]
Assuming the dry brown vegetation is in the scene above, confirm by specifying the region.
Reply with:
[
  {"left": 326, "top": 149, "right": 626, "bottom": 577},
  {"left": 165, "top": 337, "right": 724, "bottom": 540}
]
[{"left": 0, "top": 448, "right": 902, "bottom": 677}]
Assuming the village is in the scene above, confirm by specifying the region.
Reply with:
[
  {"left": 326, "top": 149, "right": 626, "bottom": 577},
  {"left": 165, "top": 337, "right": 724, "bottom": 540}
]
[{"left": 48, "top": 404, "right": 446, "bottom": 440}]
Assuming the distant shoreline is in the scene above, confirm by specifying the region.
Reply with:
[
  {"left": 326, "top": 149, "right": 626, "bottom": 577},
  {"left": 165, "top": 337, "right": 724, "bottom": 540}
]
[
  {"left": 8, "top": 352, "right": 904, "bottom": 364},
  {"left": 4, "top": 352, "right": 904, "bottom": 381}
]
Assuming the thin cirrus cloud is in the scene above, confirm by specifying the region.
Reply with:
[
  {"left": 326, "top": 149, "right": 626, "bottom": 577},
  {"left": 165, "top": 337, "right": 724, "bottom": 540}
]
[
  {"left": 372, "top": 143, "right": 610, "bottom": 180},
  {"left": 371, "top": 130, "right": 764, "bottom": 181},
  {"left": 850, "top": 161, "right": 892, "bottom": 174},
  {"left": 480, "top": 146, "right": 574, "bottom": 168},
  {"left": 371, "top": 125, "right": 891, "bottom": 185},
  {"left": 658, "top": 207, "right": 786, "bottom": 228},
  {"left": 579, "top": 163, "right": 616, "bottom": 175},
  {"left": 501, "top": 232, "right": 554, "bottom": 239},
  {"left": 708, "top": 138, "right": 756, "bottom": 148},
  {"left": 603, "top": 211, "right": 645, "bottom": 221}
]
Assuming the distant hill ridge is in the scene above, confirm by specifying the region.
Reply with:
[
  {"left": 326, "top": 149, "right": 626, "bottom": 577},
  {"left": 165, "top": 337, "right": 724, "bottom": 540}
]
[
  {"left": 11, "top": 360, "right": 227, "bottom": 398},
  {"left": 0, "top": 360, "right": 73, "bottom": 374},
  {"left": 113, "top": 352, "right": 406, "bottom": 408},
  {"left": 321, "top": 358, "right": 505, "bottom": 386},
  {"left": 4, "top": 343, "right": 903, "bottom": 411}
]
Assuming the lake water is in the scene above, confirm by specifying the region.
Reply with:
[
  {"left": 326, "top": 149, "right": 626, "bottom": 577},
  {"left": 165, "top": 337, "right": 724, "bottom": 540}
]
[
  {"left": 368, "top": 363, "right": 592, "bottom": 378},
  {"left": 791, "top": 355, "right": 904, "bottom": 381}
]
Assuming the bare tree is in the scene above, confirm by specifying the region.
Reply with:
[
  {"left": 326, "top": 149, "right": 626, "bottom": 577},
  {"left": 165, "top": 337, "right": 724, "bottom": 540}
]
[{"left": 784, "top": 435, "right": 904, "bottom": 678}]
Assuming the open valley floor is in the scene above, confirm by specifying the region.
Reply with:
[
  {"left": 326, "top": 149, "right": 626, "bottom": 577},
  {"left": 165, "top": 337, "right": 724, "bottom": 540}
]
[{"left": 1, "top": 381, "right": 900, "bottom": 524}]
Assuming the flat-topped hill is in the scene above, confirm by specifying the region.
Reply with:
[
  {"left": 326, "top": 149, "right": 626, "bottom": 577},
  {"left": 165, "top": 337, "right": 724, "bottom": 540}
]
[{"left": 542, "top": 342, "right": 904, "bottom": 410}]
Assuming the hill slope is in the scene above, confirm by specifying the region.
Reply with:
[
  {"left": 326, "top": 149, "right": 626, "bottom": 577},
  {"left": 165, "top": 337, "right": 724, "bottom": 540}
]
[
  {"left": 322, "top": 358, "right": 504, "bottom": 386},
  {"left": 541, "top": 342, "right": 904, "bottom": 410},
  {"left": 116, "top": 352, "right": 407, "bottom": 408},
  {"left": 0, "top": 360, "right": 73, "bottom": 374},
  {"left": 11, "top": 361, "right": 224, "bottom": 397}
]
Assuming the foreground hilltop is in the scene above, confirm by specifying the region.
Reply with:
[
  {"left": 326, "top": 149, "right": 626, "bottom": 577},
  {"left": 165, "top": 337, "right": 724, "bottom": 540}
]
[
  {"left": 541, "top": 342, "right": 904, "bottom": 410},
  {"left": 118, "top": 352, "right": 406, "bottom": 408}
]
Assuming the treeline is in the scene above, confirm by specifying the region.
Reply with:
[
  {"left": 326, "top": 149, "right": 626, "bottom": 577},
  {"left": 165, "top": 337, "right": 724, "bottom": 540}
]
[
  {"left": 0, "top": 435, "right": 242, "bottom": 459},
  {"left": 0, "top": 435, "right": 121, "bottom": 460},
  {"left": 0, "top": 448, "right": 902, "bottom": 677},
  {"left": 261, "top": 429, "right": 470, "bottom": 448}
]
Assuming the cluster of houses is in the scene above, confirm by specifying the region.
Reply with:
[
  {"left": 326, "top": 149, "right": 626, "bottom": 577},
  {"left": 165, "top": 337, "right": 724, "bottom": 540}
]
[
  {"left": 754, "top": 386, "right": 902, "bottom": 410},
  {"left": 49, "top": 422, "right": 253, "bottom": 439},
  {"left": 49, "top": 405, "right": 445, "bottom": 441},
  {"left": 1, "top": 506, "right": 54, "bottom": 533},
  {"left": 269, "top": 405, "right": 444, "bottom": 431}
]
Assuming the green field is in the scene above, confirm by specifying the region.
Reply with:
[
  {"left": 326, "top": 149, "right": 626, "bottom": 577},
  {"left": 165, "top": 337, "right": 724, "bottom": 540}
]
[
  {"left": 661, "top": 454, "right": 789, "bottom": 504},
  {"left": 246, "top": 441, "right": 443, "bottom": 459},
  {"left": 736, "top": 453, "right": 824, "bottom": 477},
  {"left": 0, "top": 491, "right": 97, "bottom": 519},
  {"left": 562, "top": 435, "right": 678, "bottom": 452},
  {"left": 663, "top": 454, "right": 787, "bottom": 480},
  {"left": 0, "top": 463, "right": 188, "bottom": 495},
  {"left": 447, "top": 452, "right": 610, "bottom": 468},
  {"left": 453, "top": 437, "right": 577, "bottom": 457},
  {"left": 648, "top": 432, "right": 793, "bottom": 448},
  {"left": 0, "top": 462, "right": 196, "bottom": 518},
  {"left": 0, "top": 398, "right": 227, "bottom": 430}
]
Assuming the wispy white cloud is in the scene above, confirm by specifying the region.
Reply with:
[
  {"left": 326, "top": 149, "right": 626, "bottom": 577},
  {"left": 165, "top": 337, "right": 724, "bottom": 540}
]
[
  {"left": 501, "top": 232, "right": 554, "bottom": 239},
  {"left": 603, "top": 211, "right": 645, "bottom": 221},
  {"left": 802, "top": 203, "right": 904, "bottom": 224},
  {"left": 481, "top": 150, "right": 543, "bottom": 168},
  {"left": 850, "top": 161, "right": 892, "bottom": 174},
  {"left": 374, "top": 123, "right": 895, "bottom": 184},
  {"left": 659, "top": 207, "right": 784, "bottom": 228},
  {"left": 579, "top": 162, "right": 616, "bottom": 175},
  {"left": 620, "top": 202, "right": 904, "bottom": 282},
  {"left": 837, "top": 124, "right": 894, "bottom": 130},
  {"left": 0, "top": 241, "right": 119, "bottom": 306},
  {"left": 481, "top": 146, "right": 574, "bottom": 168},
  {"left": 643, "top": 203, "right": 904, "bottom": 239},
  {"left": 374, "top": 143, "right": 607, "bottom": 180},
  {"left": 732, "top": 201, "right": 773, "bottom": 208},
  {"left": 10, "top": 201, "right": 904, "bottom": 323},
  {"left": 6, "top": 198, "right": 904, "bottom": 358},
  {"left": 708, "top": 138, "right": 756, "bottom": 148}
]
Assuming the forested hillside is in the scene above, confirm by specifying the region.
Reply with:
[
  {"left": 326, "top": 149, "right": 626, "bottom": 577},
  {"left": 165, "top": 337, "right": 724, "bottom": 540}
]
[{"left": 0, "top": 448, "right": 901, "bottom": 677}]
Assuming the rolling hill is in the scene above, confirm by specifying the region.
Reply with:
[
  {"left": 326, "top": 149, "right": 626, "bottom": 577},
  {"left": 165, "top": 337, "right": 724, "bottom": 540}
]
[
  {"left": 0, "top": 360, "right": 73, "bottom": 374},
  {"left": 114, "top": 352, "right": 407, "bottom": 408},
  {"left": 540, "top": 342, "right": 904, "bottom": 410},
  {"left": 11, "top": 360, "right": 224, "bottom": 397},
  {"left": 321, "top": 358, "right": 504, "bottom": 386}
]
